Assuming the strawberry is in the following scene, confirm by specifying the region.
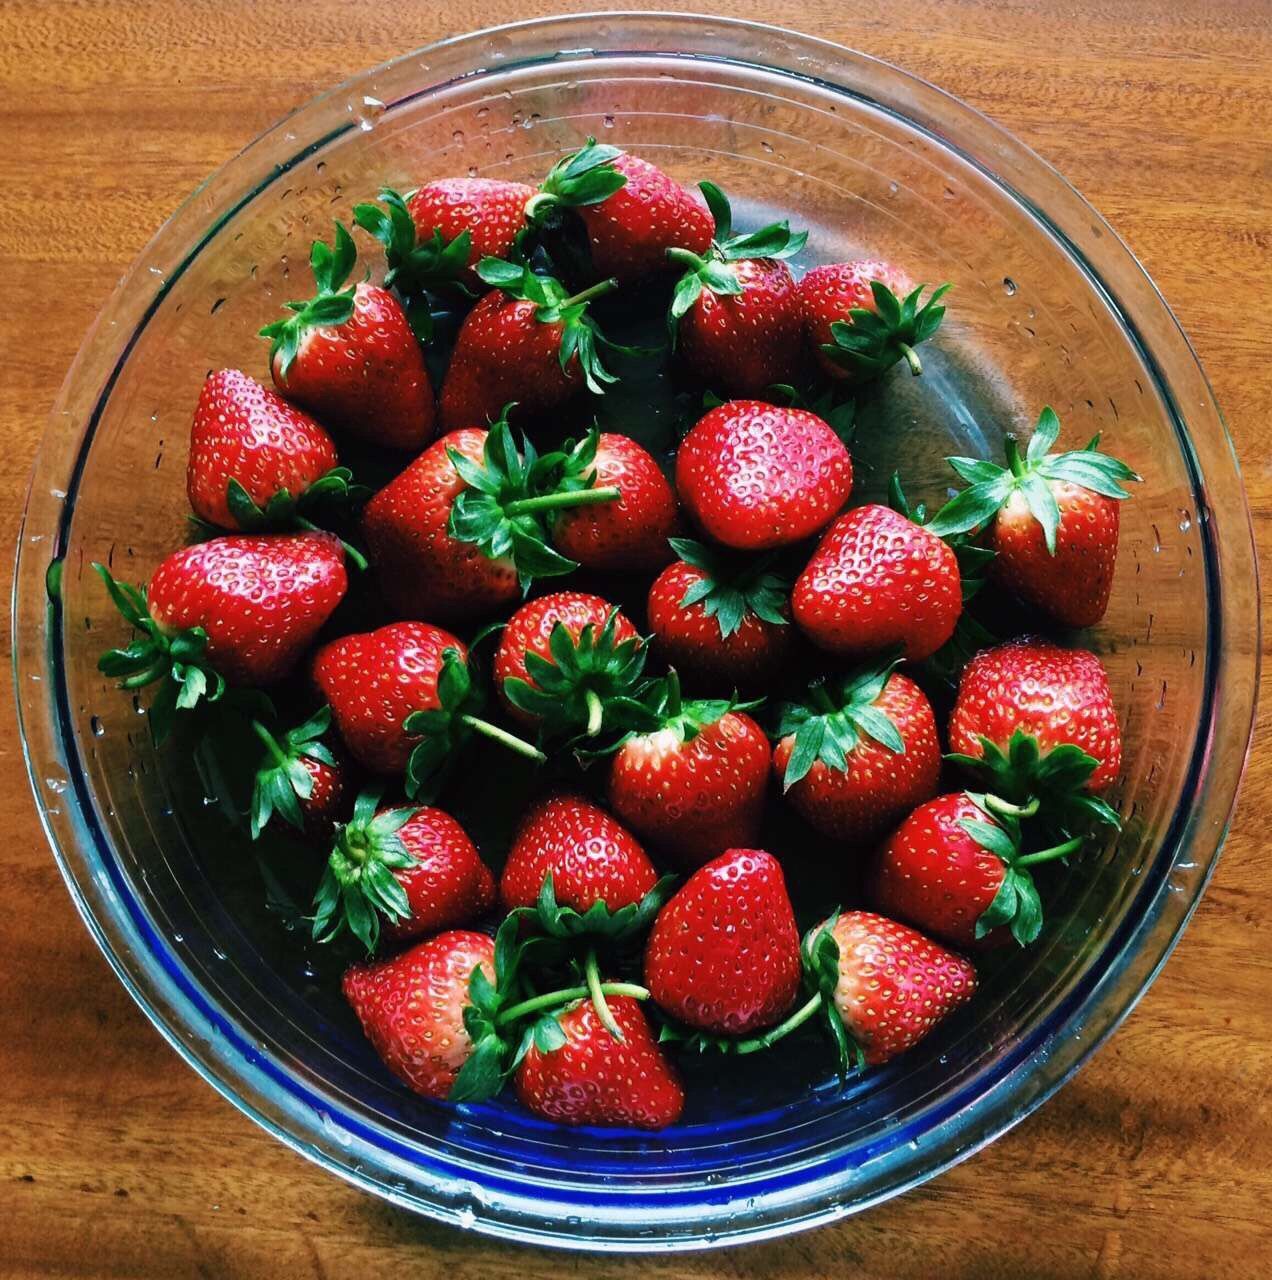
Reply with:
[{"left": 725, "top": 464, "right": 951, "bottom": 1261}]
[
  {"left": 514, "top": 995, "right": 685, "bottom": 1129},
  {"left": 311, "top": 621, "right": 543, "bottom": 798},
  {"left": 792, "top": 504, "right": 962, "bottom": 661},
  {"left": 926, "top": 407, "right": 1139, "bottom": 627},
  {"left": 549, "top": 430, "right": 680, "bottom": 574},
  {"left": 94, "top": 532, "right": 347, "bottom": 736},
  {"left": 500, "top": 793, "right": 658, "bottom": 916},
  {"left": 667, "top": 183, "right": 807, "bottom": 396},
  {"left": 646, "top": 538, "right": 792, "bottom": 687},
  {"left": 675, "top": 400, "right": 853, "bottom": 550},
  {"left": 493, "top": 592, "right": 648, "bottom": 738},
  {"left": 186, "top": 369, "right": 350, "bottom": 531},
  {"left": 800, "top": 262, "right": 949, "bottom": 383},
  {"left": 248, "top": 705, "right": 350, "bottom": 844},
  {"left": 343, "top": 929, "right": 496, "bottom": 1099},
  {"left": 773, "top": 661, "right": 941, "bottom": 843},
  {"left": 312, "top": 787, "right": 494, "bottom": 952},
  {"left": 869, "top": 791, "right": 1084, "bottom": 950},
  {"left": 645, "top": 848, "right": 801, "bottom": 1036},
  {"left": 946, "top": 637, "right": 1123, "bottom": 828},
  {"left": 260, "top": 223, "right": 434, "bottom": 450},
  {"left": 529, "top": 140, "right": 714, "bottom": 284},
  {"left": 608, "top": 676, "right": 769, "bottom": 866},
  {"left": 438, "top": 260, "right": 621, "bottom": 431},
  {"left": 361, "top": 415, "right": 620, "bottom": 622}
]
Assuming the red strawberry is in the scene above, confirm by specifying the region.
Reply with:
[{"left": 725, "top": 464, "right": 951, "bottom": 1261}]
[
  {"left": 549, "top": 431, "right": 680, "bottom": 574},
  {"left": 312, "top": 621, "right": 543, "bottom": 796},
  {"left": 645, "top": 848, "right": 801, "bottom": 1036},
  {"left": 493, "top": 592, "right": 644, "bottom": 737},
  {"left": 261, "top": 224, "right": 434, "bottom": 450},
  {"left": 947, "top": 637, "right": 1123, "bottom": 802},
  {"left": 514, "top": 995, "right": 684, "bottom": 1129},
  {"left": 773, "top": 663, "right": 940, "bottom": 843},
  {"left": 405, "top": 178, "right": 534, "bottom": 278},
  {"left": 668, "top": 184, "right": 806, "bottom": 396},
  {"left": 438, "top": 261, "right": 619, "bottom": 431},
  {"left": 646, "top": 539, "right": 793, "bottom": 687},
  {"left": 362, "top": 417, "right": 618, "bottom": 623},
  {"left": 249, "top": 706, "right": 351, "bottom": 844},
  {"left": 312, "top": 787, "right": 494, "bottom": 952},
  {"left": 343, "top": 930, "right": 496, "bottom": 1099},
  {"left": 500, "top": 793, "right": 657, "bottom": 915},
  {"left": 822, "top": 912, "right": 977, "bottom": 1065},
  {"left": 186, "top": 369, "right": 341, "bottom": 530},
  {"left": 675, "top": 400, "right": 852, "bottom": 550},
  {"left": 792, "top": 504, "right": 962, "bottom": 661},
  {"left": 608, "top": 677, "right": 769, "bottom": 866},
  {"left": 799, "top": 262, "right": 949, "bottom": 383},
  {"left": 530, "top": 141, "right": 714, "bottom": 285},
  {"left": 926, "top": 407, "right": 1139, "bottom": 628}
]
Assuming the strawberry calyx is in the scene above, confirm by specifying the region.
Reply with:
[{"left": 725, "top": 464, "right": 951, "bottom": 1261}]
[
  {"left": 820, "top": 279, "right": 950, "bottom": 379},
  {"left": 249, "top": 705, "right": 338, "bottom": 839},
  {"left": 501, "top": 609, "right": 656, "bottom": 740},
  {"left": 259, "top": 223, "right": 361, "bottom": 376},
  {"left": 311, "top": 785, "right": 420, "bottom": 953},
  {"left": 93, "top": 562, "right": 226, "bottom": 743},
  {"left": 445, "top": 415, "right": 620, "bottom": 591},
  {"left": 925, "top": 406, "right": 1141, "bottom": 552},
  {"left": 401, "top": 646, "right": 546, "bottom": 799},
  {"left": 524, "top": 137, "right": 628, "bottom": 222},
  {"left": 515, "top": 870, "right": 677, "bottom": 946},
  {"left": 666, "top": 181, "right": 807, "bottom": 332},
  {"left": 774, "top": 657, "right": 906, "bottom": 790},
  {"left": 612, "top": 669, "right": 759, "bottom": 754},
  {"left": 474, "top": 258, "right": 622, "bottom": 394},
  {"left": 668, "top": 537, "right": 791, "bottom": 641}
]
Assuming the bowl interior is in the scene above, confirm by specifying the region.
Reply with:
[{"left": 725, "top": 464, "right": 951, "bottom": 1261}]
[{"left": 22, "top": 14, "right": 1251, "bottom": 1250}]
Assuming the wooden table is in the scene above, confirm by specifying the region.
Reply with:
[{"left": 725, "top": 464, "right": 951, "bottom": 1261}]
[{"left": 2, "top": 2, "right": 1268, "bottom": 1275}]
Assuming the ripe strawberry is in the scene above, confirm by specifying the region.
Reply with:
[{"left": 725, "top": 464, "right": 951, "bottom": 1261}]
[
  {"left": 608, "top": 676, "right": 769, "bottom": 866},
  {"left": 493, "top": 592, "right": 647, "bottom": 738},
  {"left": 926, "top": 407, "right": 1139, "bottom": 627},
  {"left": 361, "top": 416, "right": 619, "bottom": 622},
  {"left": 530, "top": 141, "right": 714, "bottom": 284},
  {"left": 438, "top": 260, "right": 620, "bottom": 431},
  {"left": 675, "top": 400, "right": 852, "bottom": 550},
  {"left": 800, "top": 262, "right": 949, "bottom": 383},
  {"left": 773, "top": 662, "right": 940, "bottom": 843},
  {"left": 645, "top": 848, "right": 801, "bottom": 1036},
  {"left": 500, "top": 793, "right": 658, "bottom": 916},
  {"left": 646, "top": 539, "right": 792, "bottom": 687},
  {"left": 816, "top": 912, "right": 977, "bottom": 1065},
  {"left": 514, "top": 995, "right": 685, "bottom": 1129},
  {"left": 186, "top": 369, "right": 345, "bottom": 531},
  {"left": 549, "top": 431, "right": 680, "bottom": 574},
  {"left": 792, "top": 504, "right": 962, "bottom": 661},
  {"left": 94, "top": 532, "right": 348, "bottom": 736},
  {"left": 311, "top": 621, "right": 543, "bottom": 797},
  {"left": 261, "top": 224, "right": 434, "bottom": 450},
  {"left": 947, "top": 637, "right": 1123, "bottom": 822},
  {"left": 668, "top": 183, "right": 806, "bottom": 396},
  {"left": 248, "top": 705, "right": 350, "bottom": 844},
  {"left": 343, "top": 929, "right": 496, "bottom": 1099},
  {"left": 312, "top": 787, "right": 494, "bottom": 952}
]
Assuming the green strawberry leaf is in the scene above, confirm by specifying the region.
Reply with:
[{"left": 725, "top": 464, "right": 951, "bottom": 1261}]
[
  {"left": 667, "top": 538, "right": 791, "bottom": 640},
  {"left": 821, "top": 281, "right": 950, "bottom": 380}
]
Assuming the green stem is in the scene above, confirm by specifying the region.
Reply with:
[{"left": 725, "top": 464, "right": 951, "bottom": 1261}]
[
  {"left": 899, "top": 342, "right": 923, "bottom": 377},
  {"left": 1016, "top": 835, "right": 1085, "bottom": 867},
  {"left": 666, "top": 247, "right": 705, "bottom": 272},
  {"left": 495, "top": 981, "right": 649, "bottom": 1027},
  {"left": 251, "top": 719, "right": 289, "bottom": 769},
  {"left": 558, "top": 277, "right": 618, "bottom": 310},
  {"left": 459, "top": 714, "right": 547, "bottom": 763},
  {"left": 734, "top": 993, "right": 824, "bottom": 1055},
  {"left": 982, "top": 794, "right": 1041, "bottom": 821},
  {"left": 1004, "top": 435, "right": 1026, "bottom": 479},
  {"left": 522, "top": 190, "right": 558, "bottom": 224},
  {"left": 585, "top": 949, "right": 624, "bottom": 1042},
  {"left": 503, "top": 486, "right": 621, "bottom": 517},
  {"left": 584, "top": 689, "right": 604, "bottom": 738},
  {"left": 121, "top": 658, "right": 170, "bottom": 689}
]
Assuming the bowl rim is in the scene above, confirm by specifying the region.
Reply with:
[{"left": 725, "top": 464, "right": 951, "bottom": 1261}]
[{"left": 13, "top": 9, "right": 1261, "bottom": 1252}]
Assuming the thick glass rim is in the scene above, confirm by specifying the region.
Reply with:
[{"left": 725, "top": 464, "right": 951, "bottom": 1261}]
[{"left": 13, "top": 11, "right": 1259, "bottom": 1251}]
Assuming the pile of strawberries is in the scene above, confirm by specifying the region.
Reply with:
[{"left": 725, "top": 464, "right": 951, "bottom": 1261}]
[{"left": 95, "top": 139, "right": 1139, "bottom": 1130}]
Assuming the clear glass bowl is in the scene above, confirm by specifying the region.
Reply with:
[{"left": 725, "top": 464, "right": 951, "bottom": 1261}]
[{"left": 14, "top": 12, "right": 1259, "bottom": 1251}]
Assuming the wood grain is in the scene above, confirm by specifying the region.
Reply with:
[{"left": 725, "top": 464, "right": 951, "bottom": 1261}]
[{"left": 1, "top": 2, "right": 1269, "bottom": 1276}]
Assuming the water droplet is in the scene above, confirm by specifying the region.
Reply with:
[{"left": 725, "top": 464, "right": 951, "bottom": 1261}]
[
  {"left": 602, "top": 113, "right": 615, "bottom": 129},
  {"left": 452, "top": 129, "right": 465, "bottom": 145},
  {"left": 1002, "top": 277, "right": 1017, "bottom": 296},
  {"left": 90, "top": 716, "right": 104, "bottom": 737},
  {"left": 1178, "top": 508, "right": 1192, "bottom": 532},
  {"left": 888, "top": 180, "right": 899, "bottom": 196}
]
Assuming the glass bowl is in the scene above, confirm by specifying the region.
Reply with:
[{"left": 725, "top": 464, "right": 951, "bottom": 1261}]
[{"left": 14, "top": 11, "right": 1259, "bottom": 1252}]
